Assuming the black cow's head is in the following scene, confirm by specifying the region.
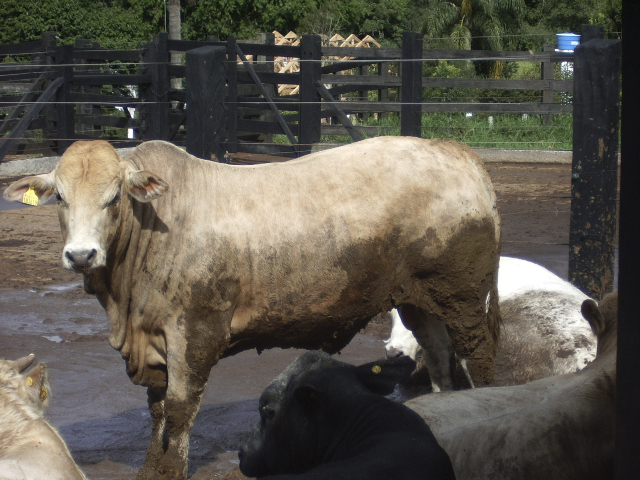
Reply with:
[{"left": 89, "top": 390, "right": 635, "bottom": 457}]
[{"left": 238, "top": 351, "right": 416, "bottom": 478}]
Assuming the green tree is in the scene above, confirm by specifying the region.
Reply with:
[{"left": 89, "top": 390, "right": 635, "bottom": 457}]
[
  {"left": 0, "top": 0, "right": 164, "bottom": 47},
  {"left": 525, "top": 0, "right": 621, "bottom": 37},
  {"left": 418, "top": 0, "right": 526, "bottom": 51}
]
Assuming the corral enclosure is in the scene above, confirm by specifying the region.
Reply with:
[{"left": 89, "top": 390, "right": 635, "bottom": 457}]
[{"left": 1, "top": 29, "right": 582, "bottom": 162}]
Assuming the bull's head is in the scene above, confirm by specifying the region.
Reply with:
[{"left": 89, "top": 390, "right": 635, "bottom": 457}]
[{"left": 3, "top": 140, "right": 168, "bottom": 272}]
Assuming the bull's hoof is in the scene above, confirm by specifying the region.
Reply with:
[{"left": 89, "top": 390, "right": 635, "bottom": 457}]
[{"left": 137, "top": 464, "right": 185, "bottom": 480}]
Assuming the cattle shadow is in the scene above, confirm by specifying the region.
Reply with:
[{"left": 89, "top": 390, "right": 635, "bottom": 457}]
[{"left": 59, "top": 398, "right": 259, "bottom": 476}]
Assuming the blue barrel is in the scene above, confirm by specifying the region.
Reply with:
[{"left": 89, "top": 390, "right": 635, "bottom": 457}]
[{"left": 556, "top": 33, "right": 581, "bottom": 51}]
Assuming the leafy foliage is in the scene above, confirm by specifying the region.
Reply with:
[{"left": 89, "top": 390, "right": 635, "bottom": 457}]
[{"left": 0, "top": 0, "right": 163, "bottom": 47}]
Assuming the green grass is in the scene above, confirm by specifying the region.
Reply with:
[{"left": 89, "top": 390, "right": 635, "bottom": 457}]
[{"left": 274, "top": 113, "right": 573, "bottom": 150}]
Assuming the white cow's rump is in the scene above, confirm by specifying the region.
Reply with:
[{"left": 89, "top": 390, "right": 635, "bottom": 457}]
[
  {"left": 0, "top": 355, "right": 86, "bottom": 480},
  {"left": 3, "top": 136, "right": 501, "bottom": 479},
  {"left": 385, "top": 257, "right": 596, "bottom": 391}
]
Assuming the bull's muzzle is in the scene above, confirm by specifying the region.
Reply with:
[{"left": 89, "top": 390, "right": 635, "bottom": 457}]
[{"left": 63, "top": 246, "right": 101, "bottom": 271}]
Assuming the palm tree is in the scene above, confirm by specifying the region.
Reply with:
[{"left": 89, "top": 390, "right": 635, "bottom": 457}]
[
  {"left": 420, "top": 0, "right": 525, "bottom": 51},
  {"left": 418, "top": 0, "right": 525, "bottom": 77}
]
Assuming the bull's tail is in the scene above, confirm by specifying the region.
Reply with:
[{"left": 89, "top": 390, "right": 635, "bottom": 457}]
[{"left": 486, "top": 267, "right": 501, "bottom": 356}]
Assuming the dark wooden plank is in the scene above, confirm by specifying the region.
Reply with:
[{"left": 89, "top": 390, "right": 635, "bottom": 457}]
[
  {"left": 316, "top": 83, "right": 364, "bottom": 141},
  {"left": 236, "top": 44, "right": 298, "bottom": 146},
  {"left": 0, "top": 77, "right": 63, "bottom": 161},
  {"left": 236, "top": 71, "right": 299, "bottom": 86},
  {"left": 0, "top": 75, "right": 46, "bottom": 136},
  {"left": 320, "top": 74, "right": 573, "bottom": 92},
  {"left": 139, "top": 33, "right": 170, "bottom": 140},
  {"left": 55, "top": 45, "right": 75, "bottom": 153},
  {"left": 569, "top": 38, "right": 622, "bottom": 298},
  {"left": 401, "top": 32, "right": 423, "bottom": 137},
  {"left": 234, "top": 140, "right": 297, "bottom": 158},
  {"left": 616, "top": 2, "right": 640, "bottom": 477},
  {"left": 76, "top": 114, "right": 134, "bottom": 128},
  {"left": 72, "top": 49, "right": 142, "bottom": 62},
  {"left": 70, "top": 92, "right": 141, "bottom": 106},
  {"left": 0, "top": 40, "right": 43, "bottom": 56},
  {"left": 72, "top": 74, "right": 151, "bottom": 86},
  {"left": 298, "top": 35, "right": 322, "bottom": 155},
  {"left": 186, "top": 45, "right": 227, "bottom": 161},
  {"left": 236, "top": 118, "right": 299, "bottom": 135}
]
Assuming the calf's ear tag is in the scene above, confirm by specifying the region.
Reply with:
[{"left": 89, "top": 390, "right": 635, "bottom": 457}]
[
  {"left": 22, "top": 187, "right": 39, "bottom": 206},
  {"left": 372, "top": 365, "right": 382, "bottom": 374}
]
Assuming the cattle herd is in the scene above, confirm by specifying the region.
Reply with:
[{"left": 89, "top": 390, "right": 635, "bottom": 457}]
[{"left": 1, "top": 137, "right": 617, "bottom": 480}]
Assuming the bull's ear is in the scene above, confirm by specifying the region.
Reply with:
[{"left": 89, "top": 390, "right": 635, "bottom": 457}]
[
  {"left": 126, "top": 170, "right": 169, "bottom": 202},
  {"left": 355, "top": 357, "right": 416, "bottom": 396},
  {"left": 2, "top": 173, "right": 56, "bottom": 205},
  {"left": 581, "top": 298, "right": 606, "bottom": 337}
]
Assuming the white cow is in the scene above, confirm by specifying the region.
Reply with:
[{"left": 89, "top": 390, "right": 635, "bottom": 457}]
[
  {"left": 405, "top": 291, "right": 617, "bottom": 480},
  {"left": 3, "top": 137, "right": 501, "bottom": 479},
  {"left": 385, "top": 257, "right": 596, "bottom": 388},
  {"left": 0, "top": 354, "right": 86, "bottom": 480}
]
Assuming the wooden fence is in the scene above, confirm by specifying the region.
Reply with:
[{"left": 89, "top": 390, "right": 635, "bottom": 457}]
[{"left": 1, "top": 30, "right": 580, "bottom": 161}]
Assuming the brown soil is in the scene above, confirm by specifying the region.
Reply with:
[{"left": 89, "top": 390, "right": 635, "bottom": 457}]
[{"left": 0, "top": 162, "right": 572, "bottom": 479}]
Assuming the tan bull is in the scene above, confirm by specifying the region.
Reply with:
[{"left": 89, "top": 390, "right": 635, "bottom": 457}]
[{"left": 4, "top": 136, "right": 501, "bottom": 479}]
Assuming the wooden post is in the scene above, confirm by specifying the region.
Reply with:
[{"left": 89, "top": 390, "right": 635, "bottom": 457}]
[
  {"left": 140, "top": 33, "right": 170, "bottom": 140},
  {"left": 378, "top": 61, "right": 389, "bottom": 122},
  {"left": 401, "top": 32, "right": 423, "bottom": 137},
  {"left": 581, "top": 24, "right": 605, "bottom": 43},
  {"left": 616, "top": 2, "right": 640, "bottom": 476},
  {"left": 186, "top": 46, "right": 227, "bottom": 161},
  {"left": 568, "top": 37, "right": 621, "bottom": 298},
  {"left": 227, "top": 35, "right": 238, "bottom": 154},
  {"left": 55, "top": 44, "right": 75, "bottom": 154},
  {"left": 75, "top": 39, "right": 101, "bottom": 137},
  {"left": 541, "top": 45, "right": 555, "bottom": 126},
  {"left": 41, "top": 32, "right": 59, "bottom": 152},
  {"left": 299, "top": 35, "right": 322, "bottom": 156}
]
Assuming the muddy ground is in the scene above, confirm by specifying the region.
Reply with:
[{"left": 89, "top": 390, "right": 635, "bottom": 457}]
[{"left": 0, "top": 161, "right": 574, "bottom": 479}]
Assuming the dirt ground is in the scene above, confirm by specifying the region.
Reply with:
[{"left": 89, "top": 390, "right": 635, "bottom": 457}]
[{"left": 0, "top": 161, "right": 573, "bottom": 479}]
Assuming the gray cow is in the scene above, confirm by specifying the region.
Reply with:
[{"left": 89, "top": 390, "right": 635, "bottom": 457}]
[
  {"left": 405, "top": 291, "right": 617, "bottom": 480},
  {"left": 4, "top": 136, "right": 500, "bottom": 479}
]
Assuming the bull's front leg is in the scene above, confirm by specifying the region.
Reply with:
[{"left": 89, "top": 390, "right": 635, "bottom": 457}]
[
  {"left": 137, "top": 318, "right": 227, "bottom": 480},
  {"left": 137, "top": 386, "right": 167, "bottom": 479}
]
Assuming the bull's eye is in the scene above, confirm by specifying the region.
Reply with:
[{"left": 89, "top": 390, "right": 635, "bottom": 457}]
[
  {"left": 108, "top": 192, "right": 121, "bottom": 208},
  {"left": 55, "top": 192, "right": 67, "bottom": 206}
]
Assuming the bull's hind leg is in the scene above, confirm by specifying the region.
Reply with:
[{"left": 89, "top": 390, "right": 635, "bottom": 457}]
[
  {"left": 398, "top": 304, "right": 455, "bottom": 391},
  {"left": 408, "top": 279, "right": 499, "bottom": 389}
]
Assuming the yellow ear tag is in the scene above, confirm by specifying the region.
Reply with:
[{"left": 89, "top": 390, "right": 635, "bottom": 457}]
[
  {"left": 27, "top": 376, "right": 33, "bottom": 386},
  {"left": 22, "top": 187, "right": 39, "bottom": 206},
  {"left": 40, "top": 385, "right": 48, "bottom": 401},
  {"left": 372, "top": 365, "right": 382, "bottom": 374}
]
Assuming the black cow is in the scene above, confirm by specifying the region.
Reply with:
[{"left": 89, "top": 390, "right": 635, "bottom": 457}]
[{"left": 239, "top": 351, "right": 456, "bottom": 479}]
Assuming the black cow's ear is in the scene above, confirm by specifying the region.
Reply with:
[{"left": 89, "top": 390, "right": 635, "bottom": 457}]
[
  {"left": 293, "top": 384, "right": 324, "bottom": 410},
  {"left": 355, "top": 357, "right": 416, "bottom": 395}
]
